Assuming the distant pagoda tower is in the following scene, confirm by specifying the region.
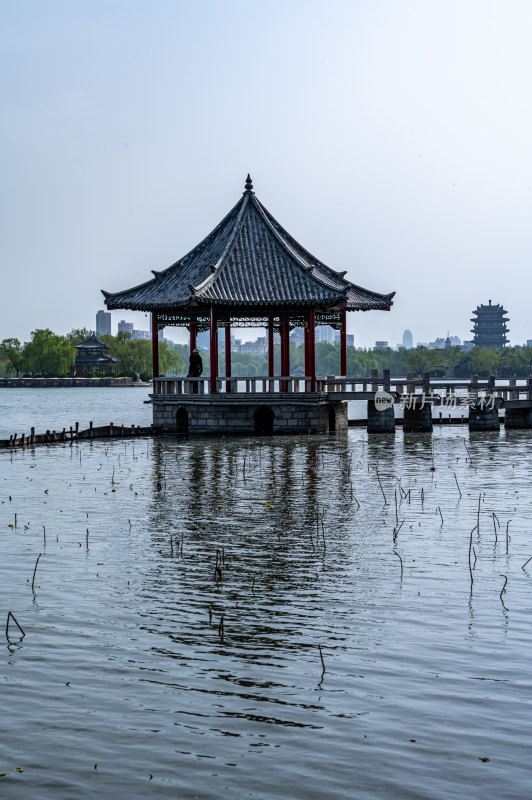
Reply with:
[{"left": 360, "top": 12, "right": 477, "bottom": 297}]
[{"left": 471, "top": 300, "right": 509, "bottom": 349}]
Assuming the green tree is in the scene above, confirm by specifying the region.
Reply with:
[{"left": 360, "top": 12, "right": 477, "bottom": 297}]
[
  {"left": 100, "top": 333, "right": 184, "bottom": 379},
  {"left": 403, "top": 346, "right": 445, "bottom": 376},
  {"left": 0, "top": 338, "right": 25, "bottom": 376},
  {"left": 23, "top": 329, "right": 75, "bottom": 376},
  {"left": 468, "top": 347, "right": 501, "bottom": 377},
  {"left": 66, "top": 328, "right": 93, "bottom": 345}
]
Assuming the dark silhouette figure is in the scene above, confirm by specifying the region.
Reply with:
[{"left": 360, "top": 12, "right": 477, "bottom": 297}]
[{"left": 188, "top": 348, "right": 203, "bottom": 393}]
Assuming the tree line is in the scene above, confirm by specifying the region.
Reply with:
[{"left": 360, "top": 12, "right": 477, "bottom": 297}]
[
  {"left": 176, "top": 341, "right": 532, "bottom": 379},
  {"left": 1, "top": 329, "right": 531, "bottom": 379},
  {"left": 0, "top": 329, "right": 184, "bottom": 380}
]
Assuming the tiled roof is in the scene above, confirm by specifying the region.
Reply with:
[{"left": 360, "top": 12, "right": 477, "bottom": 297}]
[
  {"left": 103, "top": 177, "right": 395, "bottom": 312},
  {"left": 74, "top": 334, "right": 109, "bottom": 350}
]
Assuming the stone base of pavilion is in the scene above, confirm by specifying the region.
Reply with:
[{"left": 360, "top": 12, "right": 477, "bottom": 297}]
[{"left": 151, "top": 394, "right": 348, "bottom": 436}]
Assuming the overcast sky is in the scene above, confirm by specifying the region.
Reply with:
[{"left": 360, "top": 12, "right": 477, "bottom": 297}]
[{"left": 2, "top": 0, "right": 531, "bottom": 348}]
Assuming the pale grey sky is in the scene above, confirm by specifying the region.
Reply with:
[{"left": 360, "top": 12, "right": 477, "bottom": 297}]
[{"left": 2, "top": 0, "right": 531, "bottom": 347}]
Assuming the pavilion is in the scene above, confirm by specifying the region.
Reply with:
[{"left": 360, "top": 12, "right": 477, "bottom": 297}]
[
  {"left": 103, "top": 176, "right": 394, "bottom": 434},
  {"left": 72, "top": 333, "right": 117, "bottom": 376}
]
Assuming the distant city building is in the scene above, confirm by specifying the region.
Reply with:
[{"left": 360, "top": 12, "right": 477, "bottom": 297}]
[
  {"left": 429, "top": 338, "right": 447, "bottom": 350},
  {"left": 526, "top": 340, "right": 532, "bottom": 349},
  {"left": 315, "top": 326, "right": 335, "bottom": 345},
  {"left": 374, "top": 341, "right": 389, "bottom": 350},
  {"left": 402, "top": 329, "right": 413, "bottom": 349},
  {"left": 449, "top": 335, "right": 462, "bottom": 347},
  {"left": 461, "top": 341, "right": 474, "bottom": 352},
  {"left": 333, "top": 331, "right": 354, "bottom": 347},
  {"left": 240, "top": 337, "right": 268, "bottom": 356},
  {"left": 131, "top": 329, "right": 150, "bottom": 340},
  {"left": 157, "top": 330, "right": 173, "bottom": 345},
  {"left": 471, "top": 300, "right": 509, "bottom": 349},
  {"left": 118, "top": 320, "right": 134, "bottom": 335},
  {"left": 96, "top": 310, "right": 111, "bottom": 336},
  {"left": 290, "top": 328, "right": 305, "bottom": 346}
]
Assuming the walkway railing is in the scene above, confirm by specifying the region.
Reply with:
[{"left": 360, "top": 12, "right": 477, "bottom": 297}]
[
  {"left": 153, "top": 376, "right": 315, "bottom": 395},
  {"left": 153, "top": 374, "right": 532, "bottom": 401}
]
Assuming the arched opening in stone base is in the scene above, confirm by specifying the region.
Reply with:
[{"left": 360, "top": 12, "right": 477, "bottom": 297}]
[
  {"left": 254, "top": 406, "right": 274, "bottom": 435},
  {"left": 176, "top": 407, "right": 189, "bottom": 434}
]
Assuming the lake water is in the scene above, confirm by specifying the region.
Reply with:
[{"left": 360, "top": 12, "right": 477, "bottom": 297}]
[
  {"left": 0, "top": 383, "right": 509, "bottom": 439},
  {"left": 0, "top": 388, "right": 153, "bottom": 439},
  {"left": 1, "top": 391, "right": 532, "bottom": 798}
]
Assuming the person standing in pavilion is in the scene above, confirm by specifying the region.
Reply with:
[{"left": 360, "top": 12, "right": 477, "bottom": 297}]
[{"left": 188, "top": 347, "right": 203, "bottom": 393}]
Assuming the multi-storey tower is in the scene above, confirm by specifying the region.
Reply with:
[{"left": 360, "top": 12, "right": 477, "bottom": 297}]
[{"left": 471, "top": 300, "right": 509, "bottom": 349}]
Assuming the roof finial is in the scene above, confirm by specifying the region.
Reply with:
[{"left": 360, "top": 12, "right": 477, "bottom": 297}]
[{"left": 245, "top": 173, "right": 253, "bottom": 192}]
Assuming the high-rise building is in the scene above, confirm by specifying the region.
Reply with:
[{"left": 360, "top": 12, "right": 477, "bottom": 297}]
[
  {"left": 130, "top": 329, "right": 150, "bottom": 340},
  {"left": 375, "top": 341, "right": 389, "bottom": 349},
  {"left": 118, "top": 320, "right": 134, "bottom": 335},
  {"left": 315, "top": 326, "right": 335, "bottom": 344},
  {"left": 471, "top": 300, "right": 509, "bottom": 349},
  {"left": 290, "top": 328, "right": 305, "bottom": 346},
  {"left": 402, "top": 329, "right": 413, "bottom": 349},
  {"left": 96, "top": 310, "right": 111, "bottom": 336}
]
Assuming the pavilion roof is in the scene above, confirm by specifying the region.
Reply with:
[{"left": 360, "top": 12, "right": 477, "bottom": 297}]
[
  {"left": 103, "top": 176, "right": 395, "bottom": 313},
  {"left": 74, "top": 334, "right": 109, "bottom": 350}
]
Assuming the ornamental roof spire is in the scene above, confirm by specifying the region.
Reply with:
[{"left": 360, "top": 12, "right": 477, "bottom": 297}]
[{"left": 244, "top": 173, "right": 253, "bottom": 193}]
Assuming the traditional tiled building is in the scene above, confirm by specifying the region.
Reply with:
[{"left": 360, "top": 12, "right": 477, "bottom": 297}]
[
  {"left": 471, "top": 300, "right": 509, "bottom": 349},
  {"left": 103, "top": 176, "right": 395, "bottom": 433},
  {"left": 73, "top": 334, "right": 117, "bottom": 376}
]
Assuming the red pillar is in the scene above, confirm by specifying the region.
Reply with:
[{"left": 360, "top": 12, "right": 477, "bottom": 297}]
[
  {"left": 209, "top": 307, "right": 218, "bottom": 393},
  {"left": 151, "top": 311, "right": 159, "bottom": 389},
  {"left": 304, "top": 318, "right": 310, "bottom": 392},
  {"left": 268, "top": 314, "right": 275, "bottom": 378},
  {"left": 340, "top": 308, "right": 347, "bottom": 377},
  {"left": 307, "top": 309, "right": 316, "bottom": 392},
  {"left": 280, "top": 315, "right": 290, "bottom": 391},
  {"left": 225, "top": 322, "right": 231, "bottom": 391},
  {"left": 190, "top": 322, "right": 197, "bottom": 354}
]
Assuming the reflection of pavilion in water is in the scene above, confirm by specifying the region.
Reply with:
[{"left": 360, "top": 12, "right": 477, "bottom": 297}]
[{"left": 141, "top": 437, "right": 364, "bottom": 640}]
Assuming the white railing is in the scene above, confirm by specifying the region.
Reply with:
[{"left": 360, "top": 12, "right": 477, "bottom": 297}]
[
  {"left": 152, "top": 376, "right": 532, "bottom": 400},
  {"left": 153, "top": 376, "right": 319, "bottom": 396}
]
